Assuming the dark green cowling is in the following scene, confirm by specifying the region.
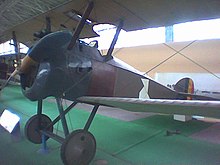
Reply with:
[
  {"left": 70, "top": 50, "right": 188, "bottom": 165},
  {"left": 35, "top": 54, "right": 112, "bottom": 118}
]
[{"left": 20, "top": 31, "right": 93, "bottom": 101}]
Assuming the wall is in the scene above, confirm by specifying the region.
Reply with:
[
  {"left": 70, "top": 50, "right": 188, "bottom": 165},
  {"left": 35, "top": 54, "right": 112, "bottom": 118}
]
[{"left": 101, "top": 39, "right": 220, "bottom": 79}]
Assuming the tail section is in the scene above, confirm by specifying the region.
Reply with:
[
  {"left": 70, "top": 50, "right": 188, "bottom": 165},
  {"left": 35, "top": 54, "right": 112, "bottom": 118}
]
[{"left": 174, "top": 78, "right": 194, "bottom": 100}]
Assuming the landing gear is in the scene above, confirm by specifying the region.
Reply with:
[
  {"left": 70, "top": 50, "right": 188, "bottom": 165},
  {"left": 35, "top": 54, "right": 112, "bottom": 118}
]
[
  {"left": 25, "top": 114, "right": 53, "bottom": 144},
  {"left": 25, "top": 99, "right": 99, "bottom": 164},
  {"left": 60, "top": 129, "right": 96, "bottom": 165}
]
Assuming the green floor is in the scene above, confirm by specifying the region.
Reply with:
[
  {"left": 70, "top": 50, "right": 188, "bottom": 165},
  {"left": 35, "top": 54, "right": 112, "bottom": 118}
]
[{"left": 0, "top": 86, "right": 220, "bottom": 165}]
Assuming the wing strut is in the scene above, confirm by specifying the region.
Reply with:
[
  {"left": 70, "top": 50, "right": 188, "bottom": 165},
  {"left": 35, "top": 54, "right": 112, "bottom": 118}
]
[
  {"left": 11, "top": 31, "right": 20, "bottom": 68},
  {"left": 105, "top": 20, "right": 124, "bottom": 61},
  {"left": 67, "top": 1, "right": 94, "bottom": 50}
]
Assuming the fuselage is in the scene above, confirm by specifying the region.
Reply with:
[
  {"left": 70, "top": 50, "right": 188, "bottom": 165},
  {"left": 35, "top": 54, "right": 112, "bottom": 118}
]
[
  {"left": 21, "top": 32, "right": 179, "bottom": 101},
  {"left": 23, "top": 31, "right": 219, "bottom": 102}
]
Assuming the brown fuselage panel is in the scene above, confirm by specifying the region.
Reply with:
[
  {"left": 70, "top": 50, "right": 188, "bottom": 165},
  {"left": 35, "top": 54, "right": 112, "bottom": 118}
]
[
  {"left": 87, "top": 61, "right": 116, "bottom": 96},
  {"left": 148, "top": 80, "right": 177, "bottom": 99},
  {"left": 114, "top": 68, "right": 143, "bottom": 98}
]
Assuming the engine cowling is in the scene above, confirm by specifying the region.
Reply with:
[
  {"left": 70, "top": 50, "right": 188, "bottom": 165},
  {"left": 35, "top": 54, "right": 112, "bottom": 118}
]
[{"left": 21, "top": 62, "right": 66, "bottom": 101}]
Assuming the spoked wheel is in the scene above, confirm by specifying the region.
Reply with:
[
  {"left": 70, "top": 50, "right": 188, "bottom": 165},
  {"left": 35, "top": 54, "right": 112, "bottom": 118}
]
[
  {"left": 25, "top": 114, "right": 53, "bottom": 144},
  {"left": 61, "top": 129, "right": 96, "bottom": 165}
]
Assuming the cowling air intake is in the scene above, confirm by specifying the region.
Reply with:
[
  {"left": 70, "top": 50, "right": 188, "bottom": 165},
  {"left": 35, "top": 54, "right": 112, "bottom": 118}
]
[{"left": 20, "top": 60, "right": 68, "bottom": 101}]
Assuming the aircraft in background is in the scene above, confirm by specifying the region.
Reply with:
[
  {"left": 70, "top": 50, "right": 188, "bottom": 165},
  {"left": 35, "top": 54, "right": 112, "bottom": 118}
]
[
  {"left": 1, "top": 1, "right": 220, "bottom": 165},
  {"left": 0, "top": 30, "right": 26, "bottom": 88},
  {"left": 0, "top": 53, "right": 25, "bottom": 85}
]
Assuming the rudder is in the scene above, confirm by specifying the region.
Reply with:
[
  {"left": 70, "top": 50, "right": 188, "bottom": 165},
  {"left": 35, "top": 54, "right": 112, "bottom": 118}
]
[{"left": 174, "top": 78, "right": 194, "bottom": 100}]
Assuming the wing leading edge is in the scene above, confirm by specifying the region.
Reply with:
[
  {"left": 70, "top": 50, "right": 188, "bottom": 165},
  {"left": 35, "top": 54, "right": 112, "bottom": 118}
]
[{"left": 78, "top": 97, "right": 220, "bottom": 118}]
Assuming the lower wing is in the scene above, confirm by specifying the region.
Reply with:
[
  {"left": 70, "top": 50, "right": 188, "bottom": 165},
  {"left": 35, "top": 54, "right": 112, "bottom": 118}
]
[{"left": 78, "top": 97, "right": 220, "bottom": 118}]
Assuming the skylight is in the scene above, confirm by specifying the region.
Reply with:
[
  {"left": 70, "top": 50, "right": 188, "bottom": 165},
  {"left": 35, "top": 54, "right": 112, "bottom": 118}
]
[{"left": 83, "top": 18, "right": 220, "bottom": 50}]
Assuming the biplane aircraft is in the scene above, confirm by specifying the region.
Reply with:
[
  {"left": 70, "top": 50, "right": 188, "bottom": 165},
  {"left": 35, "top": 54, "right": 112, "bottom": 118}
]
[{"left": 1, "top": 0, "right": 220, "bottom": 165}]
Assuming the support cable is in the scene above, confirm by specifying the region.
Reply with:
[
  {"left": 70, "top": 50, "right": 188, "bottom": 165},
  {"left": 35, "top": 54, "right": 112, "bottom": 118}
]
[
  {"left": 164, "top": 42, "right": 220, "bottom": 80},
  {"left": 145, "top": 40, "right": 196, "bottom": 74}
]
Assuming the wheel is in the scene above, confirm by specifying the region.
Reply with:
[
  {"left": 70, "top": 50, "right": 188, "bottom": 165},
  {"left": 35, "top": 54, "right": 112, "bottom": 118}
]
[
  {"left": 25, "top": 114, "right": 53, "bottom": 144},
  {"left": 61, "top": 129, "right": 96, "bottom": 165}
]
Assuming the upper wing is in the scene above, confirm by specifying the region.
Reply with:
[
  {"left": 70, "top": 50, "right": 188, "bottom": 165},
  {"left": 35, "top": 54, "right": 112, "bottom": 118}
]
[
  {"left": 90, "top": 0, "right": 220, "bottom": 31},
  {"left": 0, "top": 4, "right": 98, "bottom": 46},
  {"left": 78, "top": 96, "right": 220, "bottom": 118},
  {"left": 1, "top": 0, "right": 220, "bottom": 45}
]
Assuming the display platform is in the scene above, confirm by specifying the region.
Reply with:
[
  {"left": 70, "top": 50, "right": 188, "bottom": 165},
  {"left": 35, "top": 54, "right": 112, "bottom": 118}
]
[{"left": 0, "top": 85, "right": 220, "bottom": 165}]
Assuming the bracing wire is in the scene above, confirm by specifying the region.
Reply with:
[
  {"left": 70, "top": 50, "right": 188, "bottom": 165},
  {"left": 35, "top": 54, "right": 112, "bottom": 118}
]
[
  {"left": 145, "top": 40, "right": 220, "bottom": 81},
  {"left": 164, "top": 42, "right": 220, "bottom": 80},
  {"left": 145, "top": 40, "right": 196, "bottom": 74}
]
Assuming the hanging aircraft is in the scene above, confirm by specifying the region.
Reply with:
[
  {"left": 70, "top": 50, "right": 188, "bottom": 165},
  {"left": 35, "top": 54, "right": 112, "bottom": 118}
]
[{"left": 1, "top": 0, "right": 220, "bottom": 165}]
